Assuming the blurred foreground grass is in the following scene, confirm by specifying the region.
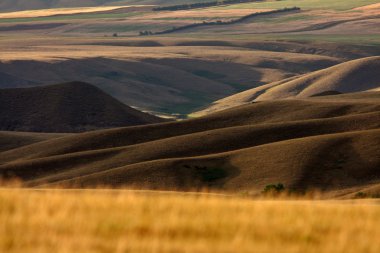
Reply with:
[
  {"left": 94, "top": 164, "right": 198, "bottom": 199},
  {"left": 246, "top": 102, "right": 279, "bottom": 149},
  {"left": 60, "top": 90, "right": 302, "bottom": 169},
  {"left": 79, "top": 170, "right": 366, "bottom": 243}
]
[{"left": 1, "top": 189, "right": 379, "bottom": 253}]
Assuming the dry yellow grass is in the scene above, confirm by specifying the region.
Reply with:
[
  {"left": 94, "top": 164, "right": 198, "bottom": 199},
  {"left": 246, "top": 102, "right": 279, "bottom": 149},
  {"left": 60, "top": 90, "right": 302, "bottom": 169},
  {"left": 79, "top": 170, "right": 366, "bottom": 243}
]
[
  {"left": 354, "top": 3, "right": 380, "bottom": 10},
  {"left": 1, "top": 189, "right": 379, "bottom": 253},
  {"left": 0, "top": 6, "right": 149, "bottom": 19},
  {"left": 194, "top": 56, "right": 380, "bottom": 115}
]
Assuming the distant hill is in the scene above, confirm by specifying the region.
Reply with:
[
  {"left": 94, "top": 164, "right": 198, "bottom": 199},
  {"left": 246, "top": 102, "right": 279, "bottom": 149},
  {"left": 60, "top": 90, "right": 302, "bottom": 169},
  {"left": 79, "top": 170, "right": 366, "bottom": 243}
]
[
  {"left": 0, "top": 72, "right": 35, "bottom": 87},
  {"left": 194, "top": 56, "right": 380, "bottom": 115},
  {"left": 0, "top": 0, "right": 209, "bottom": 12},
  {"left": 0, "top": 91, "right": 379, "bottom": 197},
  {"left": 0, "top": 0, "right": 125, "bottom": 12},
  {"left": 0, "top": 53, "right": 341, "bottom": 117},
  {"left": 0, "top": 82, "right": 164, "bottom": 132}
]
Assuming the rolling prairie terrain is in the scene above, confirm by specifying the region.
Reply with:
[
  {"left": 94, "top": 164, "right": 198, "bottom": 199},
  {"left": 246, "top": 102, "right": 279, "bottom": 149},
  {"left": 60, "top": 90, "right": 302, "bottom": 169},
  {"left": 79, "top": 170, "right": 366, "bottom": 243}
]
[
  {"left": 1, "top": 0, "right": 380, "bottom": 117},
  {"left": 1, "top": 92, "right": 379, "bottom": 197},
  {"left": 0, "top": 0, "right": 379, "bottom": 195},
  {"left": 1, "top": 1, "right": 380, "bottom": 252}
]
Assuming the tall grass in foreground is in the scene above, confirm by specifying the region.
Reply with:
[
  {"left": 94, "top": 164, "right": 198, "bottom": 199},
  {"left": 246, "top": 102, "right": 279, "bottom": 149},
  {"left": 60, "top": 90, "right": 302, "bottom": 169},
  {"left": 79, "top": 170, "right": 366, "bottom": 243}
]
[{"left": 1, "top": 189, "right": 380, "bottom": 253}]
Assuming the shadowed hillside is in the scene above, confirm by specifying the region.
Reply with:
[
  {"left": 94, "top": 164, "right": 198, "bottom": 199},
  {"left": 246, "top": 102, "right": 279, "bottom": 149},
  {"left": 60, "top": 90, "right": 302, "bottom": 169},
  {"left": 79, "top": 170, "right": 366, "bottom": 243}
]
[
  {"left": 195, "top": 56, "right": 380, "bottom": 115},
  {"left": 0, "top": 92, "right": 379, "bottom": 197},
  {"left": 0, "top": 52, "right": 340, "bottom": 116},
  {"left": 0, "top": 131, "right": 68, "bottom": 152},
  {"left": 0, "top": 82, "right": 164, "bottom": 133}
]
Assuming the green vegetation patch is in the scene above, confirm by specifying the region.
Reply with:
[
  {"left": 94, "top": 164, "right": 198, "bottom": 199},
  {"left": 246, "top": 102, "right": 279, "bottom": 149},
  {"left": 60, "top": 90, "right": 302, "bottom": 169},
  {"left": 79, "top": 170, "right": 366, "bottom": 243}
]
[
  {"left": 199, "top": 167, "right": 228, "bottom": 182},
  {"left": 263, "top": 183, "right": 285, "bottom": 194},
  {"left": 253, "top": 13, "right": 314, "bottom": 24},
  {"left": 218, "top": 0, "right": 380, "bottom": 11},
  {"left": 191, "top": 70, "right": 227, "bottom": 79},
  {"left": 183, "top": 164, "right": 229, "bottom": 182},
  {"left": 263, "top": 34, "right": 380, "bottom": 46}
]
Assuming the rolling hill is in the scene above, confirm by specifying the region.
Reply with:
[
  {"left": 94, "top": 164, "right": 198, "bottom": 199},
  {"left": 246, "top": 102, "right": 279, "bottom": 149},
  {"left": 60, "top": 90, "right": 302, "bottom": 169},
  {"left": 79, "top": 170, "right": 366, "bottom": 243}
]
[
  {"left": 0, "top": 91, "right": 379, "bottom": 197},
  {"left": 195, "top": 56, "right": 380, "bottom": 115},
  {"left": 0, "top": 0, "right": 210, "bottom": 12},
  {"left": 0, "top": 48, "right": 341, "bottom": 116},
  {"left": 0, "top": 0, "right": 379, "bottom": 199},
  {"left": 0, "top": 81, "right": 164, "bottom": 132},
  {"left": 0, "top": 131, "right": 68, "bottom": 152},
  {"left": 0, "top": 0, "right": 128, "bottom": 12}
]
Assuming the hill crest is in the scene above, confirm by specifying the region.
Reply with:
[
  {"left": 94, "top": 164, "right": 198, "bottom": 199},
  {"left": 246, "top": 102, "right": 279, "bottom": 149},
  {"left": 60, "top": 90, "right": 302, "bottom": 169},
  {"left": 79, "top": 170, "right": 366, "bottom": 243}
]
[{"left": 194, "top": 56, "right": 380, "bottom": 116}]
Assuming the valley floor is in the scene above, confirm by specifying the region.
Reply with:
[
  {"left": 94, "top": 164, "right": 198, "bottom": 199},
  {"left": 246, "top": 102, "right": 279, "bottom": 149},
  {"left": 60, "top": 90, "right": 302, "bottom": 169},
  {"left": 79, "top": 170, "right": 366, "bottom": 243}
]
[{"left": 1, "top": 188, "right": 380, "bottom": 253}]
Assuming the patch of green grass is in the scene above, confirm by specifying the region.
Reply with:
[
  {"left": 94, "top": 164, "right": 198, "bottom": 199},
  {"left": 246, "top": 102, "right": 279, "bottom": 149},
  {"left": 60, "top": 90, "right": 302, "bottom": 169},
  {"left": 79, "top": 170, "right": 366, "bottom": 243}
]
[
  {"left": 169, "top": 32, "right": 380, "bottom": 46},
  {"left": 167, "top": 91, "right": 213, "bottom": 115},
  {"left": 217, "top": 0, "right": 380, "bottom": 11},
  {"left": 183, "top": 164, "right": 229, "bottom": 182},
  {"left": 254, "top": 13, "right": 315, "bottom": 23},
  {"left": 191, "top": 70, "right": 227, "bottom": 79},
  {"left": 263, "top": 34, "right": 380, "bottom": 46},
  {"left": 198, "top": 166, "right": 228, "bottom": 182},
  {"left": 262, "top": 183, "right": 285, "bottom": 195}
]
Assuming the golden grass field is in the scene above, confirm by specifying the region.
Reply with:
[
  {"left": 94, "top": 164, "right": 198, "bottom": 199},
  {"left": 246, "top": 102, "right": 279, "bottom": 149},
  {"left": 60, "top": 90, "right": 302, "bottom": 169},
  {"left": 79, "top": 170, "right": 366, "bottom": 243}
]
[
  {"left": 0, "top": 6, "right": 149, "bottom": 18},
  {"left": 1, "top": 188, "right": 380, "bottom": 253}
]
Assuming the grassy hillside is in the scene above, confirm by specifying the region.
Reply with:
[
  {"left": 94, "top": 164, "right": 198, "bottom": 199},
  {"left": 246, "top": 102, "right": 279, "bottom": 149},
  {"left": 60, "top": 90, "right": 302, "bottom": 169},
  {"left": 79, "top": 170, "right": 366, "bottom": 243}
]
[
  {"left": 1, "top": 189, "right": 380, "bottom": 253},
  {"left": 195, "top": 56, "right": 380, "bottom": 115},
  {"left": 0, "top": 44, "right": 341, "bottom": 116},
  {"left": 0, "top": 0, "right": 379, "bottom": 199},
  {"left": 0, "top": 92, "right": 379, "bottom": 196},
  {"left": 0, "top": 0, "right": 212, "bottom": 12},
  {"left": 218, "top": 0, "right": 380, "bottom": 11},
  {"left": 0, "top": 81, "right": 164, "bottom": 132},
  {"left": 0, "top": 131, "right": 68, "bottom": 152}
]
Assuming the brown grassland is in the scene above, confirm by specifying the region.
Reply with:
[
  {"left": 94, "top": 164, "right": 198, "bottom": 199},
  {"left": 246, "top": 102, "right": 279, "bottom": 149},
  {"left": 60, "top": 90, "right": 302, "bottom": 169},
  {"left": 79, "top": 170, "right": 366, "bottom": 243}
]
[
  {"left": 0, "top": 1, "right": 379, "bottom": 252},
  {"left": 1, "top": 188, "right": 380, "bottom": 253},
  {"left": 0, "top": 91, "right": 379, "bottom": 196}
]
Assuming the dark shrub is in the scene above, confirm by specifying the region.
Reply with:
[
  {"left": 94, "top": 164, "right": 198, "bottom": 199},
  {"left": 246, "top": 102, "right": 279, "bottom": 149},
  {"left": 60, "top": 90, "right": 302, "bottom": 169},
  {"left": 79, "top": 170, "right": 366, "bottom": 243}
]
[
  {"left": 200, "top": 167, "right": 228, "bottom": 182},
  {"left": 263, "top": 183, "right": 285, "bottom": 194}
]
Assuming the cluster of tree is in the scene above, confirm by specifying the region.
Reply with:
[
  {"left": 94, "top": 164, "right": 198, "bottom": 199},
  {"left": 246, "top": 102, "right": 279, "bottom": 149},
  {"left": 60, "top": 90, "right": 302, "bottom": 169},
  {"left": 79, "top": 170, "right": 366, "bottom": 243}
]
[
  {"left": 153, "top": 0, "right": 262, "bottom": 11},
  {"left": 139, "top": 31, "right": 153, "bottom": 36},
  {"left": 146, "top": 7, "right": 300, "bottom": 35}
]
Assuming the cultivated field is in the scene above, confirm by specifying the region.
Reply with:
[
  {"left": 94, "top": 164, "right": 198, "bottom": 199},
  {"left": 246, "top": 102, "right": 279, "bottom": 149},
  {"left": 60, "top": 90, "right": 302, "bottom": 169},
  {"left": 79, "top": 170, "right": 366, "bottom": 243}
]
[
  {"left": 0, "top": 6, "right": 150, "bottom": 18},
  {"left": 1, "top": 189, "right": 380, "bottom": 253}
]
